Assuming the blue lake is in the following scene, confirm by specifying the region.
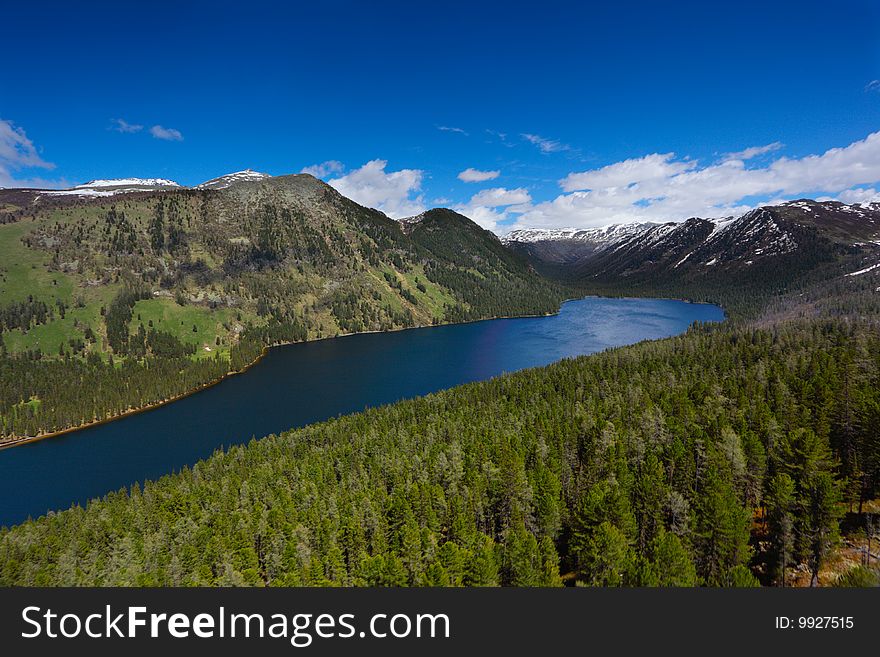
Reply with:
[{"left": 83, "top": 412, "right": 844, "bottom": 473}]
[{"left": 0, "top": 297, "right": 723, "bottom": 527}]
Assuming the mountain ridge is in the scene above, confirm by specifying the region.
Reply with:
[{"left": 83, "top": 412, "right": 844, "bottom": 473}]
[
  {"left": 504, "top": 199, "right": 880, "bottom": 271},
  {"left": 0, "top": 174, "right": 564, "bottom": 442},
  {"left": 504, "top": 198, "right": 880, "bottom": 318}
]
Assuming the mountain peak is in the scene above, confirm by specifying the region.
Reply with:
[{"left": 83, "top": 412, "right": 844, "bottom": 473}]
[
  {"left": 399, "top": 208, "right": 490, "bottom": 234},
  {"left": 42, "top": 178, "right": 181, "bottom": 197},
  {"left": 506, "top": 199, "right": 880, "bottom": 278},
  {"left": 195, "top": 169, "right": 272, "bottom": 190},
  {"left": 74, "top": 178, "right": 181, "bottom": 189}
]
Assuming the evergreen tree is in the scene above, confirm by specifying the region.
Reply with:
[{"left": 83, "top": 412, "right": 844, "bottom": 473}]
[
  {"left": 773, "top": 429, "right": 843, "bottom": 585},
  {"left": 150, "top": 199, "right": 165, "bottom": 253},
  {"left": 651, "top": 531, "right": 698, "bottom": 587},
  {"left": 575, "top": 522, "right": 633, "bottom": 587},
  {"left": 764, "top": 473, "right": 796, "bottom": 586},
  {"left": 693, "top": 448, "right": 752, "bottom": 585}
]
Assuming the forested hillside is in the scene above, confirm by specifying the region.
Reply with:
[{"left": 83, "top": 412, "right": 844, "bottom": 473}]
[
  {"left": 2, "top": 282, "right": 878, "bottom": 586},
  {"left": 0, "top": 177, "right": 563, "bottom": 442}
]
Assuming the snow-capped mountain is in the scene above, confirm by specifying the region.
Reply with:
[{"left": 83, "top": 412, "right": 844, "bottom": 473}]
[
  {"left": 195, "top": 169, "right": 271, "bottom": 190},
  {"left": 503, "top": 228, "right": 587, "bottom": 243},
  {"left": 44, "top": 178, "right": 182, "bottom": 197},
  {"left": 74, "top": 178, "right": 181, "bottom": 189},
  {"left": 503, "top": 199, "right": 880, "bottom": 282},
  {"left": 503, "top": 223, "right": 657, "bottom": 245},
  {"left": 502, "top": 222, "right": 660, "bottom": 265},
  {"left": 36, "top": 171, "right": 274, "bottom": 198}
]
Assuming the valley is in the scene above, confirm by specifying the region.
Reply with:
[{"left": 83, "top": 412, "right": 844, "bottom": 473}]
[
  {"left": 1, "top": 175, "right": 879, "bottom": 588},
  {"left": 505, "top": 199, "right": 880, "bottom": 318}
]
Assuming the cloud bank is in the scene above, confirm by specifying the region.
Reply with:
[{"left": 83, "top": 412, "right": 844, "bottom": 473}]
[
  {"left": 513, "top": 131, "right": 880, "bottom": 230},
  {"left": 328, "top": 160, "right": 425, "bottom": 219},
  {"left": 0, "top": 118, "right": 66, "bottom": 188},
  {"left": 454, "top": 187, "right": 532, "bottom": 232}
]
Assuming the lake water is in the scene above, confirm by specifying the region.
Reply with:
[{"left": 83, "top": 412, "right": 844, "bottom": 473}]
[{"left": 0, "top": 297, "right": 723, "bottom": 527}]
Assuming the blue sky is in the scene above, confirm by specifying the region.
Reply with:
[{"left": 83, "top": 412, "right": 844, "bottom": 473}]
[{"left": 3, "top": 0, "right": 880, "bottom": 231}]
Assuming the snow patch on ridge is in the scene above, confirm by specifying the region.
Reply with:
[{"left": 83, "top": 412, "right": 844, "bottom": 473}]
[
  {"left": 846, "top": 262, "right": 880, "bottom": 277},
  {"left": 502, "top": 223, "right": 658, "bottom": 249},
  {"left": 43, "top": 178, "right": 182, "bottom": 198},
  {"left": 74, "top": 178, "right": 181, "bottom": 189},
  {"left": 196, "top": 169, "right": 271, "bottom": 189}
]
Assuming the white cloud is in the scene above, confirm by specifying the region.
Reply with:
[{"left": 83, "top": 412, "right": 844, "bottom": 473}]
[
  {"left": 0, "top": 119, "right": 53, "bottom": 170},
  {"left": 457, "top": 167, "right": 500, "bottom": 183},
  {"left": 454, "top": 187, "right": 532, "bottom": 232},
  {"left": 830, "top": 187, "right": 880, "bottom": 204},
  {"left": 457, "top": 206, "right": 509, "bottom": 232},
  {"left": 328, "top": 159, "right": 425, "bottom": 219},
  {"left": 513, "top": 130, "right": 880, "bottom": 230},
  {"left": 0, "top": 118, "right": 68, "bottom": 189},
  {"left": 724, "top": 141, "right": 783, "bottom": 161},
  {"left": 521, "top": 133, "right": 568, "bottom": 153},
  {"left": 866, "top": 80, "right": 880, "bottom": 93},
  {"left": 150, "top": 125, "right": 183, "bottom": 141},
  {"left": 438, "top": 125, "right": 468, "bottom": 136},
  {"left": 561, "top": 153, "right": 696, "bottom": 192},
  {"left": 301, "top": 160, "right": 345, "bottom": 178},
  {"left": 468, "top": 187, "right": 531, "bottom": 207},
  {"left": 110, "top": 118, "right": 143, "bottom": 133}
]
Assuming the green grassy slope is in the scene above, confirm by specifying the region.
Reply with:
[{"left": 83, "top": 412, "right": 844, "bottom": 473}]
[{"left": 0, "top": 179, "right": 565, "bottom": 441}]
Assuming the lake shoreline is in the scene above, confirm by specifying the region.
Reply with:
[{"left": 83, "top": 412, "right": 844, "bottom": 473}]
[
  {"left": 0, "top": 307, "right": 564, "bottom": 451},
  {"left": 0, "top": 295, "right": 727, "bottom": 528},
  {"left": 0, "top": 293, "right": 725, "bottom": 452}
]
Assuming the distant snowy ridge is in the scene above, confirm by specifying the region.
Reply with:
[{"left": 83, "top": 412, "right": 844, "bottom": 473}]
[
  {"left": 502, "top": 228, "right": 585, "bottom": 243},
  {"left": 43, "top": 178, "right": 182, "bottom": 198},
  {"left": 502, "top": 199, "right": 880, "bottom": 274},
  {"left": 503, "top": 223, "right": 657, "bottom": 246},
  {"left": 40, "top": 171, "right": 273, "bottom": 198},
  {"left": 73, "top": 178, "right": 181, "bottom": 189}
]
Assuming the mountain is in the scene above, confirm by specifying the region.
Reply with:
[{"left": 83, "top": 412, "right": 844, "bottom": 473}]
[
  {"left": 42, "top": 178, "right": 182, "bottom": 197},
  {"left": 0, "top": 171, "right": 561, "bottom": 347},
  {"left": 0, "top": 174, "right": 563, "bottom": 442},
  {"left": 194, "top": 169, "right": 272, "bottom": 190},
  {"left": 15, "top": 170, "right": 273, "bottom": 198},
  {"left": 503, "top": 199, "right": 880, "bottom": 314},
  {"left": 503, "top": 223, "right": 658, "bottom": 264},
  {"left": 503, "top": 223, "right": 659, "bottom": 276},
  {"left": 401, "top": 208, "right": 559, "bottom": 321}
]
